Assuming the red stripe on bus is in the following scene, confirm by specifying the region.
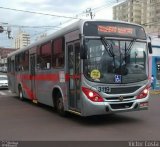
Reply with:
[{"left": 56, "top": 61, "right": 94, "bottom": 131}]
[
  {"left": 16, "top": 74, "right": 59, "bottom": 81},
  {"left": 65, "top": 73, "right": 81, "bottom": 81},
  {"left": 17, "top": 74, "right": 31, "bottom": 80},
  {"left": 14, "top": 73, "right": 81, "bottom": 82},
  {"left": 16, "top": 73, "right": 59, "bottom": 100},
  {"left": 21, "top": 81, "right": 36, "bottom": 100},
  {"left": 35, "top": 74, "right": 59, "bottom": 81}
]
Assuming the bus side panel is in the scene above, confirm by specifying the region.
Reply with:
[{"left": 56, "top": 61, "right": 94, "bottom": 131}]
[
  {"left": 35, "top": 73, "right": 53, "bottom": 106},
  {"left": 35, "top": 70, "right": 55, "bottom": 107},
  {"left": 15, "top": 73, "right": 20, "bottom": 95},
  {"left": 8, "top": 73, "right": 16, "bottom": 93},
  {"left": 14, "top": 70, "right": 33, "bottom": 100},
  {"left": 35, "top": 70, "right": 67, "bottom": 108},
  {"left": 22, "top": 73, "right": 32, "bottom": 100}
]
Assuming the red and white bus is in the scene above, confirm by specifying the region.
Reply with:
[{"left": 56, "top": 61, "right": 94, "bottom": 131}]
[{"left": 7, "top": 20, "right": 152, "bottom": 116}]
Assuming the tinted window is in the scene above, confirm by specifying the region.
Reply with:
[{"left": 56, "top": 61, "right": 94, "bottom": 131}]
[
  {"left": 37, "top": 42, "right": 52, "bottom": 70},
  {"left": 52, "top": 37, "right": 64, "bottom": 68},
  {"left": 7, "top": 58, "right": 11, "bottom": 72}
]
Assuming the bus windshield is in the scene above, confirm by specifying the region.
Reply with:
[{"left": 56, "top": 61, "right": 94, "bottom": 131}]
[{"left": 83, "top": 38, "right": 148, "bottom": 84}]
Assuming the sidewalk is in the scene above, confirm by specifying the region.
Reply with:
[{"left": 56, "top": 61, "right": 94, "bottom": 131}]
[{"left": 150, "top": 90, "right": 160, "bottom": 95}]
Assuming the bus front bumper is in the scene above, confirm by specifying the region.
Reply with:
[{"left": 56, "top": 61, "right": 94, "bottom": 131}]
[{"left": 82, "top": 97, "right": 149, "bottom": 116}]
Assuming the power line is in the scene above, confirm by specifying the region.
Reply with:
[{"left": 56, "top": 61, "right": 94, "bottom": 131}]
[
  {"left": 92, "top": 0, "right": 116, "bottom": 11},
  {"left": 2, "top": 24, "right": 61, "bottom": 29},
  {"left": 84, "top": 0, "right": 120, "bottom": 19},
  {"left": 0, "top": 0, "right": 120, "bottom": 46},
  {"left": 1, "top": 21, "right": 62, "bottom": 30},
  {"left": 93, "top": 0, "right": 126, "bottom": 13},
  {"left": 142, "top": 21, "right": 160, "bottom": 26},
  {"left": 0, "top": 0, "right": 118, "bottom": 30},
  {"left": 0, "top": 6, "right": 80, "bottom": 19},
  {"left": 58, "top": 0, "right": 117, "bottom": 24},
  {"left": 25, "top": 0, "right": 119, "bottom": 37}
]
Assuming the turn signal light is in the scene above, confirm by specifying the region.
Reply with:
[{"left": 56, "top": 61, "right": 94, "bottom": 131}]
[
  {"left": 140, "top": 102, "right": 149, "bottom": 107},
  {"left": 82, "top": 87, "right": 104, "bottom": 102},
  {"left": 136, "top": 85, "right": 149, "bottom": 99}
]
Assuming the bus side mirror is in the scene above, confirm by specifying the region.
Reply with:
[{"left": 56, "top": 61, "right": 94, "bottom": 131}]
[
  {"left": 80, "top": 45, "right": 87, "bottom": 59},
  {"left": 148, "top": 42, "right": 152, "bottom": 54}
]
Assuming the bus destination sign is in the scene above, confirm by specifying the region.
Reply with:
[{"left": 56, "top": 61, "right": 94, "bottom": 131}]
[
  {"left": 98, "top": 25, "right": 134, "bottom": 36},
  {"left": 83, "top": 21, "right": 147, "bottom": 39}
]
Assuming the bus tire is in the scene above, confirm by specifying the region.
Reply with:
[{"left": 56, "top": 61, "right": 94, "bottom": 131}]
[
  {"left": 18, "top": 86, "right": 24, "bottom": 101},
  {"left": 56, "top": 96, "right": 66, "bottom": 116}
]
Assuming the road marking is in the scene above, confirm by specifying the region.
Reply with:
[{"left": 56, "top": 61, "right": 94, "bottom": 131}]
[{"left": 0, "top": 91, "right": 7, "bottom": 96}]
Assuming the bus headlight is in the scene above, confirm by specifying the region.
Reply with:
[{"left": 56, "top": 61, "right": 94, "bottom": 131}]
[
  {"left": 82, "top": 87, "right": 104, "bottom": 102},
  {"left": 136, "top": 85, "right": 149, "bottom": 99}
]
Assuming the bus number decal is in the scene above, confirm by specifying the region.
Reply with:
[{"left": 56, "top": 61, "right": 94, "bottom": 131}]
[{"left": 97, "top": 86, "right": 110, "bottom": 93}]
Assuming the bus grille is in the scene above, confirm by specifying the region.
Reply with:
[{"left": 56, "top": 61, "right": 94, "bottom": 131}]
[
  {"left": 105, "top": 96, "right": 135, "bottom": 101},
  {"left": 107, "top": 86, "right": 140, "bottom": 94},
  {"left": 110, "top": 102, "right": 133, "bottom": 109}
]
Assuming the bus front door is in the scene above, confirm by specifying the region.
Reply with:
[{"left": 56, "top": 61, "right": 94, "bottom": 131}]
[
  {"left": 30, "top": 54, "right": 37, "bottom": 101},
  {"left": 67, "top": 42, "right": 81, "bottom": 112}
]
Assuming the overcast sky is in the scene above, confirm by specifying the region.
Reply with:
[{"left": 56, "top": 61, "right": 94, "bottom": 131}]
[{"left": 0, "top": 0, "right": 122, "bottom": 48}]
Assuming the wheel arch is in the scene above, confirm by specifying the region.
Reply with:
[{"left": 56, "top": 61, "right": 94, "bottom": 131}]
[{"left": 52, "top": 86, "right": 64, "bottom": 108}]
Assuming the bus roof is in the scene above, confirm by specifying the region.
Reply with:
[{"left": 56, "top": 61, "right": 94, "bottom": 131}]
[{"left": 8, "top": 19, "right": 145, "bottom": 58}]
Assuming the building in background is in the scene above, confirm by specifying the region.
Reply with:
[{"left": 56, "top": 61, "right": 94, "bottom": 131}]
[
  {"left": 14, "top": 32, "right": 30, "bottom": 49},
  {"left": 113, "top": 0, "right": 141, "bottom": 24},
  {"left": 113, "top": 0, "right": 160, "bottom": 35}
]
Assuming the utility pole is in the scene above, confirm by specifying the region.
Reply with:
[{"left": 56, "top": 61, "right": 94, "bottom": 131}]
[
  {"left": 7, "top": 26, "right": 13, "bottom": 39},
  {"left": 0, "top": 23, "right": 13, "bottom": 39},
  {"left": 86, "top": 8, "right": 95, "bottom": 19}
]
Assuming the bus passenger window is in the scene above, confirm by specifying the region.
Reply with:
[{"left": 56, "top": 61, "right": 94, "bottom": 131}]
[
  {"left": 7, "top": 58, "right": 11, "bottom": 72},
  {"left": 52, "top": 37, "right": 64, "bottom": 68},
  {"left": 37, "top": 42, "right": 52, "bottom": 70},
  {"left": 23, "top": 51, "right": 29, "bottom": 71},
  {"left": 15, "top": 54, "right": 20, "bottom": 71}
]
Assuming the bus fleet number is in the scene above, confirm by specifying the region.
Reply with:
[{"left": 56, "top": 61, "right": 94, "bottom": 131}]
[{"left": 97, "top": 86, "right": 110, "bottom": 93}]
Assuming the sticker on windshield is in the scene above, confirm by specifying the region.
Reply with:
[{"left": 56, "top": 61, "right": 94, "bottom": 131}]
[
  {"left": 90, "top": 69, "right": 101, "bottom": 80},
  {"left": 115, "top": 75, "right": 122, "bottom": 83}
]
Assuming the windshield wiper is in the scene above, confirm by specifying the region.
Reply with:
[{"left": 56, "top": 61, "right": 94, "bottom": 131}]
[
  {"left": 101, "top": 37, "right": 116, "bottom": 71},
  {"left": 101, "top": 37, "right": 114, "bottom": 57},
  {"left": 126, "top": 39, "right": 136, "bottom": 55},
  {"left": 122, "top": 39, "right": 136, "bottom": 75},
  {"left": 124, "top": 39, "right": 136, "bottom": 65}
]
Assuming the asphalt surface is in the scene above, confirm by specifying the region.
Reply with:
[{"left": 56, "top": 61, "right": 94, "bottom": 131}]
[{"left": 0, "top": 88, "right": 160, "bottom": 141}]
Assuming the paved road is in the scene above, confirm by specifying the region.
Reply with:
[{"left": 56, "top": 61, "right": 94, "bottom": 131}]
[{"left": 0, "top": 89, "right": 160, "bottom": 141}]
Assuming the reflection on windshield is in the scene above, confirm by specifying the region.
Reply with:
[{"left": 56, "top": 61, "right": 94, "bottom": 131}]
[{"left": 83, "top": 39, "right": 148, "bottom": 84}]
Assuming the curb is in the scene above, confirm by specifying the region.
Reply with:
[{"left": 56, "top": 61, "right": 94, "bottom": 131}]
[{"left": 150, "top": 90, "right": 160, "bottom": 95}]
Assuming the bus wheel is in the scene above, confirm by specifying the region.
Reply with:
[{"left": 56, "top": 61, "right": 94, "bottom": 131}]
[
  {"left": 56, "top": 96, "right": 66, "bottom": 116},
  {"left": 18, "top": 87, "right": 24, "bottom": 101}
]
